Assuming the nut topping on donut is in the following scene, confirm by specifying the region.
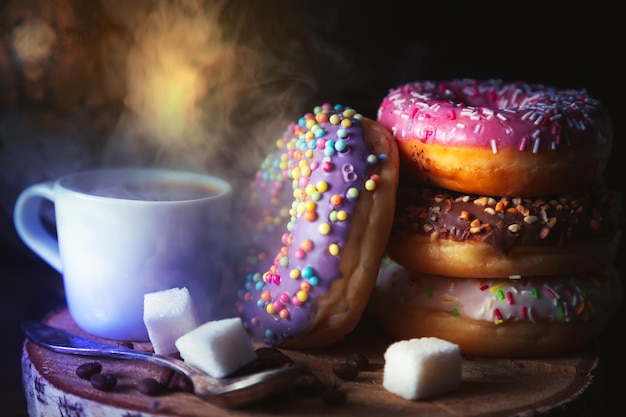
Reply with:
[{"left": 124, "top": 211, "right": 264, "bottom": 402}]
[
  {"left": 393, "top": 184, "right": 624, "bottom": 254},
  {"left": 387, "top": 183, "right": 623, "bottom": 278},
  {"left": 234, "top": 104, "right": 399, "bottom": 348}
]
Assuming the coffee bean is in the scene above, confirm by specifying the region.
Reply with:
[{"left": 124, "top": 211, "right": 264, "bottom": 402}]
[
  {"left": 137, "top": 378, "right": 166, "bottom": 396},
  {"left": 294, "top": 372, "right": 324, "bottom": 396},
  {"left": 76, "top": 362, "right": 102, "bottom": 380},
  {"left": 230, "top": 347, "right": 296, "bottom": 377},
  {"left": 255, "top": 347, "right": 295, "bottom": 367},
  {"left": 346, "top": 352, "right": 369, "bottom": 371},
  {"left": 177, "top": 375, "right": 194, "bottom": 393},
  {"left": 90, "top": 373, "right": 117, "bottom": 391},
  {"left": 158, "top": 368, "right": 192, "bottom": 392},
  {"left": 229, "top": 358, "right": 266, "bottom": 376},
  {"left": 158, "top": 368, "right": 176, "bottom": 389},
  {"left": 331, "top": 362, "right": 359, "bottom": 381},
  {"left": 320, "top": 387, "right": 347, "bottom": 406}
]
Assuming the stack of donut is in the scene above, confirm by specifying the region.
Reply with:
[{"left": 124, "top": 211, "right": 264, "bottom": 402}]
[{"left": 373, "top": 79, "right": 624, "bottom": 357}]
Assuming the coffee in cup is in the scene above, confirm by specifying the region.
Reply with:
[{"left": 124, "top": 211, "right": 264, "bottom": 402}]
[{"left": 13, "top": 168, "right": 232, "bottom": 341}]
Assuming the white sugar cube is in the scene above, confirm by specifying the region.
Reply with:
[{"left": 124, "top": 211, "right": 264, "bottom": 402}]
[
  {"left": 175, "top": 317, "right": 257, "bottom": 378},
  {"left": 383, "top": 337, "right": 461, "bottom": 400},
  {"left": 143, "top": 287, "right": 200, "bottom": 355}
]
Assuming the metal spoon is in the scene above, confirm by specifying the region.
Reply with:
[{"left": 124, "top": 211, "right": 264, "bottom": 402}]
[{"left": 21, "top": 320, "right": 306, "bottom": 408}]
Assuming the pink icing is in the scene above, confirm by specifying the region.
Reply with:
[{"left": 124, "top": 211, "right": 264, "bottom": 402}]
[
  {"left": 377, "top": 79, "right": 612, "bottom": 154},
  {"left": 376, "top": 260, "right": 622, "bottom": 325}
]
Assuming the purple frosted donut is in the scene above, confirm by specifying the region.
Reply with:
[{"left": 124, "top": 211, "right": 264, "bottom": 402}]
[
  {"left": 377, "top": 79, "right": 613, "bottom": 197},
  {"left": 234, "top": 104, "right": 399, "bottom": 348}
]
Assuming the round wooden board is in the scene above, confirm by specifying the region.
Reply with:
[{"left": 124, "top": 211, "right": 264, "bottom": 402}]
[{"left": 22, "top": 307, "right": 601, "bottom": 417}]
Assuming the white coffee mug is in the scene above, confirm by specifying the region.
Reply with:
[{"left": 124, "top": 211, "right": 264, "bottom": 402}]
[{"left": 13, "top": 168, "right": 232, "bottom": 341}]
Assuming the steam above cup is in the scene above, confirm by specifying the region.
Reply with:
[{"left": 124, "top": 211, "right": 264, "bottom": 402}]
[{"left": 13, "top": 168, "right": 232, "bottom": 341}]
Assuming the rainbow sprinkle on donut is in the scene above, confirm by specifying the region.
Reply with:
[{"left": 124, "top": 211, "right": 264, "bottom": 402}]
[
  {"left": 234, "top": 104, "right": 390, "bottom": 346},
  {"left": 376, "top": 261, "right": 622, "bottom": 325}
]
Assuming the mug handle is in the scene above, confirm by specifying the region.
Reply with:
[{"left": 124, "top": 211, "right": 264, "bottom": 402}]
[{"left": 13, "top": 181, "right": 62, "bottom": 272}]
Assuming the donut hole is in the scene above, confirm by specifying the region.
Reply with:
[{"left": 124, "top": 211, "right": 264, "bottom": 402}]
[{"left": 450, "top": 84, "right": 545, "bottom": 111}]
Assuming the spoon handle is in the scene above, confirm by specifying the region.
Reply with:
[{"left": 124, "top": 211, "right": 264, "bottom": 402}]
[
  {"left": 20, "top": 320, "right": 210, "bottom": 384},
  {"left": 21, "top": 319, "right": 308, "bottom": 408}
]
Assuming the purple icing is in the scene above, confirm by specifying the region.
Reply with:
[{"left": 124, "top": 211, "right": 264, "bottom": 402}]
[{"left": 234, "top": 104, "right": 384, "bottom": 346}]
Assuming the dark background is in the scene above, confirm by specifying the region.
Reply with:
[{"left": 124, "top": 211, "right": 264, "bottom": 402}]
[{"left": 1, "top": 1, "right": 623, "bottom": 415}]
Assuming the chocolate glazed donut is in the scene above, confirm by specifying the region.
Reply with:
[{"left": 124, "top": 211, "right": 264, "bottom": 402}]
[{"left": 387, "top": 184, "right": 624, "bottom": 278}]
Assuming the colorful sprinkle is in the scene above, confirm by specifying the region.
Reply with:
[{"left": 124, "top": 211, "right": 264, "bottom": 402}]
[
  {"left": 235, "top": 104, "right": 391, "bottom": 347},
  {"left": 376, "top": 263, "right": 620, "bottom": 327}
]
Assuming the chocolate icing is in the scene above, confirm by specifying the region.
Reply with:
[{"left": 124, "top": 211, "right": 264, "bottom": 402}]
[{"left": 393, "top": 183, "right": 624, "bottom": 254}]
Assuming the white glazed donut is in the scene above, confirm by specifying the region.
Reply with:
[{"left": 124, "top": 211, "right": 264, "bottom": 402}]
[{"left": 372, "top": 259, "right": 623, "bottom": 357}]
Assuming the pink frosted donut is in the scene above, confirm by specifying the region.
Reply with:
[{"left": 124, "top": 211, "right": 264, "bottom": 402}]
[
  {"left": 377, "top": 79, "right": 613, "bottom": 197},
  {"left": 372, "top": 260, "right": 623, "bottom": 357},
  {"left": 234, "top": 104, "right": 399, "bottom": 349}
]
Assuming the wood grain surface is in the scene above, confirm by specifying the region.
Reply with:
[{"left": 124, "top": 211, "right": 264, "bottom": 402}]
[{"left": 21, "top": 307, "right": 602, "bottom": 417}]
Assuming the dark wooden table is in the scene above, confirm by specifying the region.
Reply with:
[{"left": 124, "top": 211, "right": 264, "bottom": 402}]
[
  {"left": 3, "top": 240, "right": 625, "bottom": 417},
  {"left": 20, "top": 307, "right": 606, "bottom": 417}
]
